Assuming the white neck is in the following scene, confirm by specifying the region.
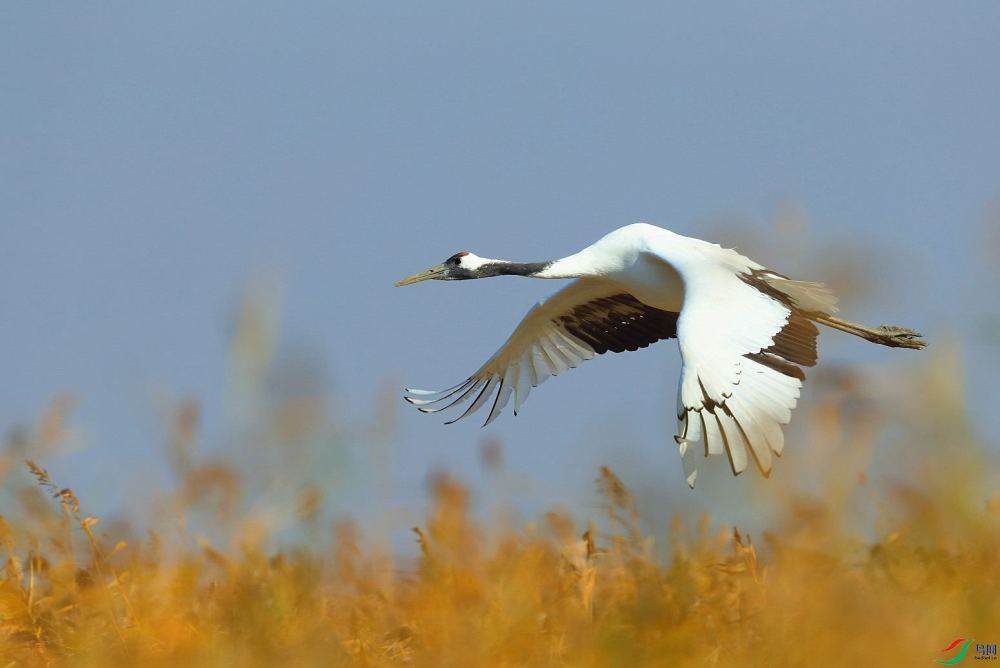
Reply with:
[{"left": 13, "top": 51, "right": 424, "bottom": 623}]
[{"left": 532, "top": 252, "right": 595, "bottom": 279}]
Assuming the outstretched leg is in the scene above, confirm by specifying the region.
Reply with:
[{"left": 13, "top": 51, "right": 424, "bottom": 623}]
[{"left": 811, "top": 313, "right": 926, "bottom": 349}]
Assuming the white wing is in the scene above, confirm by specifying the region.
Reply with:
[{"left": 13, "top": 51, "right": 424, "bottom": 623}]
[
  {"left": 655, "top": 241, "right": 835, "bottom": 488},
  {"left": 405, "top": 278, "right": 679, "bottom": 426}
]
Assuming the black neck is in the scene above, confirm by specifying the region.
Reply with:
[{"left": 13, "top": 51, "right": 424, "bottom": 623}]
[{"left": 478, "top": 261, "right": 552, "bottom": 278}]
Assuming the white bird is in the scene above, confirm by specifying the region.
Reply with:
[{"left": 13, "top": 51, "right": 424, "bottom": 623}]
[{"left": 395, "top": 223, "right": 924, "bottom": 488}]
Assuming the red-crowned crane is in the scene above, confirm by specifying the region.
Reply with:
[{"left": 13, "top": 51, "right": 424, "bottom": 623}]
[{"left": 395, "top": 223, "right": 925, "bottom": 488}]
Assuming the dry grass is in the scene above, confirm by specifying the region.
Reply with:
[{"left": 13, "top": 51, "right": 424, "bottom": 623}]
[{"left": 1, "top": 289, "right": 998, "bottom": 666}]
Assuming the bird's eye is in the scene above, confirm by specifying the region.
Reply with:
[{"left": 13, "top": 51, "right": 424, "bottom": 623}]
[{"left": 449, "top": 257, "right": 461, "bottom": 266}]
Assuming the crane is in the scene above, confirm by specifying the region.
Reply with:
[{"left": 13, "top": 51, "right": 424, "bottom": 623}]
[{"left": 394, "top": 223, "right": 925, "bottom": 487}]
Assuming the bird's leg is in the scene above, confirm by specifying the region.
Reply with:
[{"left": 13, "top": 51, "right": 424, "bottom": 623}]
[{"left": 812, "top": 313, "right": 927, "bottom": 350}]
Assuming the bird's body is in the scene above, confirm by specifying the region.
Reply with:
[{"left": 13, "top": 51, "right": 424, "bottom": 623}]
[{"left": 396, "top": 223, "right": 924, "bottom": 488}]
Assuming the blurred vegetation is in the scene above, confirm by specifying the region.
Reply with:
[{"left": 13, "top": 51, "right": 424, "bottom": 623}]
[{"left": 2, "top": 229, "right": 1000, "bottom": 666}]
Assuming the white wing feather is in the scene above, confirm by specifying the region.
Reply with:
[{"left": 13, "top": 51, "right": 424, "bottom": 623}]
[
  {"left": 644, "top": 237, "right": 825, "bottom": 488},
  {"left": 405, "top": 279, "right": 617, "bottom": 425}
]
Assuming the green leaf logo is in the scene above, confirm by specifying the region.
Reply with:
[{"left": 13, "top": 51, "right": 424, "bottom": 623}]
[{"left": 936, "top": 639, "right": 973, "bottom": 666}]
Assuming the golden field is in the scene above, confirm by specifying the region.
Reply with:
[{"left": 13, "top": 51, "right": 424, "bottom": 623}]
[{"left": 1, "top": 290, "right": 998, "bottom": 666}]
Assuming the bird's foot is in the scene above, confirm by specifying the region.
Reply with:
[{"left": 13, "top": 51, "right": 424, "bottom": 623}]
[{"left": 872, "top": 325, "right": 927, "bottom": 349}]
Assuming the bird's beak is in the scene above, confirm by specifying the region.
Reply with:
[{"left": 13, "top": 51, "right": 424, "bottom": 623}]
[{"left": 394, "top": 263, "right": 448, "bottom": 287}]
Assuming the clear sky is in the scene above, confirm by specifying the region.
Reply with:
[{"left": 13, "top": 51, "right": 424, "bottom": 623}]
[{"left": 2, "top": 2, "right": 999, "bottom": 533}]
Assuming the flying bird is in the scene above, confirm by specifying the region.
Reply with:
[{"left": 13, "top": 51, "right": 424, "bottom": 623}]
[{"left": 395, "top": 223, "right": 925, "bottom": 487}]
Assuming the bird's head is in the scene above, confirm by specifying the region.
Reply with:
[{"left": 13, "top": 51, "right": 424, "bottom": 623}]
[{"left": 395, "top": 251, "right": 490, "bottom": 286}]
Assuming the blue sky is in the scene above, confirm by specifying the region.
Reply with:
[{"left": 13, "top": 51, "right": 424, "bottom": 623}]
[{"left": 2, "top": 2, "right": 998, "bottom": 532}]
